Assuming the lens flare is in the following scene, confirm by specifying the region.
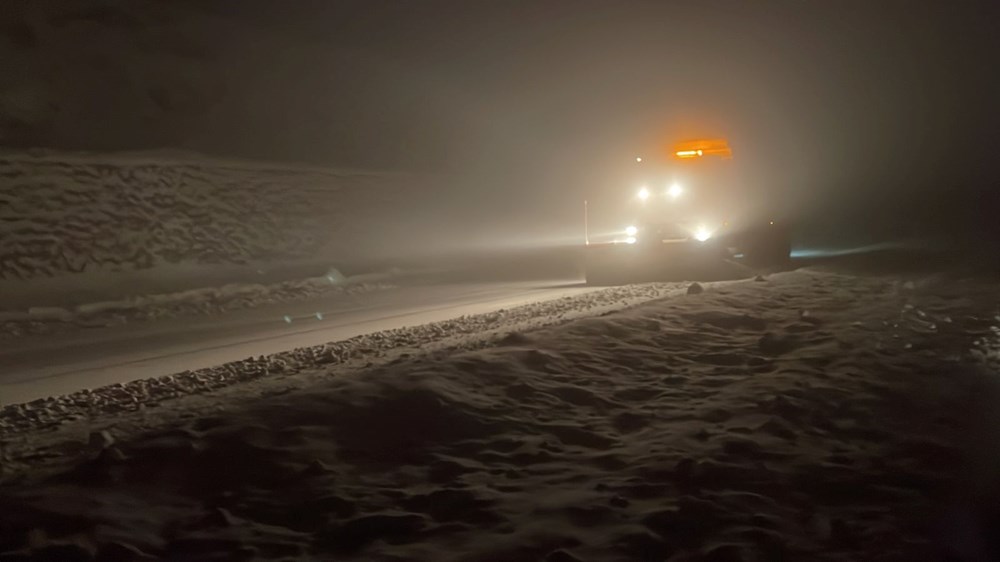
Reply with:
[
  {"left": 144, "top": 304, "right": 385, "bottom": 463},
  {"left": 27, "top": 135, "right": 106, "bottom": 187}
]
[{"left": 694, "top": 226, "right": 713, "bottom": 242}]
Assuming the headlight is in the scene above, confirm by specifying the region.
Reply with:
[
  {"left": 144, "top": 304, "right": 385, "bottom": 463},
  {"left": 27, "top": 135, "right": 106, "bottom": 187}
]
[
  {"left": 637, "top": 187, "right": 650, "bottom": 201},
  {"left": 625, "top": 225, "right": 638, "bottom": 236},
  {"left": 625, "top": 236, "right": 637, "bottom": 244},
  {"left": 693, "top": 226, "right": 713, "bottom": 242},
  {"left": 668, "top": 183, "right": 683, "bottom": 199}
]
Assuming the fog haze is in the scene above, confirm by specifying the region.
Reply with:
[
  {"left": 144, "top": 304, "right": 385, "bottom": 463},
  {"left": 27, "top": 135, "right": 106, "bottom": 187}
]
[{"left": 3, "top": 0, "right": 997, "bottom": 249}]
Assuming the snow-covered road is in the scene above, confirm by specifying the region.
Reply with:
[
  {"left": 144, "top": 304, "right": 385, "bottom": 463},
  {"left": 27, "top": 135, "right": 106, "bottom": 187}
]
[{"left": 0, "top": 279, "right": 598, "bottom": 405}]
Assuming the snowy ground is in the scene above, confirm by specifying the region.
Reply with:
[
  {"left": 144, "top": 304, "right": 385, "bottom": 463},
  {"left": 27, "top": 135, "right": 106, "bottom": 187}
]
[
  {"left": 0, "top": 280, "right": 674, "bottom": 423},
  {"left": 1, "top": 268, "right": 998, "bottom": 561},
  {"left": 0, "top": 278, "right": 612, "bottom": 406},
  {"left": 0, "top": 150, "right": 431, "bottom": 285},
  {"left": 0, "top": 267, "right": 397, "bottom": 341}
]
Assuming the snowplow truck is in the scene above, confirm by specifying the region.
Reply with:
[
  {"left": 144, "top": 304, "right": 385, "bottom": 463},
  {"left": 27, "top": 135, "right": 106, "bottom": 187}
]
[{"left": 584, "top": 138, "right": 790, "bottom": 285}]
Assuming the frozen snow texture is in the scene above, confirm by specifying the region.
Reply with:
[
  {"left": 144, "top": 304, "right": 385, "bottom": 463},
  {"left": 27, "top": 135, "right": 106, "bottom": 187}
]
[
  {"left": 0, "top": 151, "right": 422, "bottom": 281},
  {"left": 971, "top": 317, "right": 1000, "bottom": 370},
  {"left": 0, "top": 281, "right": 680, "bottom": 433}
]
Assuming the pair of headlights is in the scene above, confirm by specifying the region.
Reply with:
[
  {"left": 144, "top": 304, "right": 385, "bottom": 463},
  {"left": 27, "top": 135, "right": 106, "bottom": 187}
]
[{"left": 637, "top": 184, "right": 684, "bottom": 201}]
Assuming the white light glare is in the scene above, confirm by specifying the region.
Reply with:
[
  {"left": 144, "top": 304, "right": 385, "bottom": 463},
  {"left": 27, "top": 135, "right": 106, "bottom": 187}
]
[
  {"left": 637, "top": 187, "right": 650, "bottom": 201},
  {"left": 668, "top": 183, "right": 683, "bottom": 199},
  {"left": 625, "top": 236, "right": 637, "bottom": 244},
  {"left": 635, "top": 156, "right": 643, "bottom": 163},
  {"left": 694, "top": 226, "right": 713, "bottom": 242},
  {"left": 625, "top": 225, "right": 638, "bottom": 236}
]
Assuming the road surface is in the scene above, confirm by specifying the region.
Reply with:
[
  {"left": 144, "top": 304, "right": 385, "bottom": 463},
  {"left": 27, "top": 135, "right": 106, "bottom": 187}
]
[{"left": 0, "top": 279, "right": 596, "bottom": 405}]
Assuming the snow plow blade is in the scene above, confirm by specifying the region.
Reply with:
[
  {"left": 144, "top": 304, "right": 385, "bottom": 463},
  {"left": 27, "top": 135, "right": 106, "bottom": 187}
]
[{"left": 584, "top": 241, "right": 731, "bottom": 285}]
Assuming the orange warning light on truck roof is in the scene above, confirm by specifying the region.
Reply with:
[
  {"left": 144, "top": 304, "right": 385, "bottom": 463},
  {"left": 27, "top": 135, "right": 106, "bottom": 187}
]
[{"left": 672, "top": 138, "right": 733, "bottom": 159}]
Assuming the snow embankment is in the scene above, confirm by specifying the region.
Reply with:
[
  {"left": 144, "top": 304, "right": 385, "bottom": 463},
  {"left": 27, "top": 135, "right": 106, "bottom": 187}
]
[
  {"left": 0, "top": 267, "right": 396, "bottom": 340},
  {"left": 1, "top": 270, "right": 998, "bottom": 560},
  {"left": 0, "top": 282, "right": 681, "bottom": 431},
  {"left": 0, "top": 151, "right": 427, "bottom": 285}
]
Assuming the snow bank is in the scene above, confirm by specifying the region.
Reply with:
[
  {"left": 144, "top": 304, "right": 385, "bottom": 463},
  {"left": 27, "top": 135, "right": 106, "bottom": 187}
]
[
  {"left": 0, "top": 269, "right": 396, "bottom": 340},
  {"left": 0, "top": 270, "right": 998, "bottom": 560},
  {"left": 0, "top": 151, "right": 427, "bottom": 284},
  {"left": 0, "top": 282, "right": 684, "bottom": 429}
]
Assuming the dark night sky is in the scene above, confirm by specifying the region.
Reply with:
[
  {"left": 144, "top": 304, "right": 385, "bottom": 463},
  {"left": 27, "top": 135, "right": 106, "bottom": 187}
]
[{"left": 3, "top": 0, "right": 999, "bottom": 245}]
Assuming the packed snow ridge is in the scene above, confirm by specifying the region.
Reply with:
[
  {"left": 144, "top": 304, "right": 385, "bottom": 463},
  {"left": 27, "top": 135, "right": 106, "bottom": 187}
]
[
  {"left": 0, "top": 281, "right": 682, "bottom": 434},
  {"left": 0, "top": 268, "right": 394, "bottom": 339}
]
